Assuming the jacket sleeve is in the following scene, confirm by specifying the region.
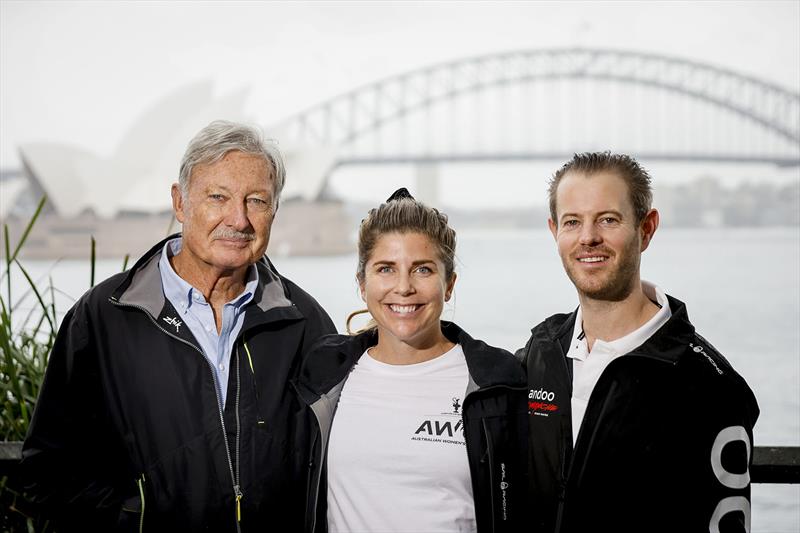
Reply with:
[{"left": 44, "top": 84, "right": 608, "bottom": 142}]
[
  {"left": 20, "top": 300, "right": 130, "bottom": 529},
  {"left": 683, "top": 364, "right": 760, "bottom": 533},
  {"left": 299, "top": 298, "right": 337, "bottom": 356},
  {"left": 513, "top": 335, "right": 533, "bottom": 365}
]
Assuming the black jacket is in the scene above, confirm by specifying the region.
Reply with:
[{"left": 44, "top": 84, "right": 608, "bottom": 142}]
[
  {"left": 520, "top": 295, "right": 759, "bottom": 533},
  {"left": 292, "top": 322, "right": 529, "bottom": 533},
  {"left": 20, "top": 235, "right": 335, "bottom": 532}
]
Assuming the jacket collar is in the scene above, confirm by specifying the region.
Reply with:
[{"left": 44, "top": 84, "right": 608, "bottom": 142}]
[
  {"left": 440, "top": 321, "right": 526, "bottom": 389},
  {"left": 110, "top": 233, "right": 301, "bottom": 325},
  {"left": 297, "top": 321, "right": 525, "bottom": 398},
  {"left": 534, "top": 295, "right": 695, "bottom": 365},
  {"left": 632, "top": 295, "right": 695, "bottom": 363}
]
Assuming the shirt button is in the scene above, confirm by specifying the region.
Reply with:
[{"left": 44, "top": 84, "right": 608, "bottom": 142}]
[
  {"left": 218, "top": 363, "right": 225, "bottom": 371},
  {"left": 205, "top": 325, "right": 212, "bottom": 332}
]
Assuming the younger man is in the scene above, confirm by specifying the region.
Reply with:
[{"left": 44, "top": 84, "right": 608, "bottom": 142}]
[{"left": 520, "top": 152, "right": 759, "bottom": 533}]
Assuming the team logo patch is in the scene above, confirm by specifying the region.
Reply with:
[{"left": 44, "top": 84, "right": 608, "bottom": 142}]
[
  {"left": 452, "top": 397, "right": 461, "bottom": 414},
  {"left": 163, "top": 316, "right": 183, "bottom": 333},
  {"left": 528, "top": 387, "right": 559, "bottom": 416}
]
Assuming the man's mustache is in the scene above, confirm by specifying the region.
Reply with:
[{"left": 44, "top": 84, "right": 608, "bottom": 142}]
[{"left": 211, "top": 228, "right": 256, "bottom": 241}]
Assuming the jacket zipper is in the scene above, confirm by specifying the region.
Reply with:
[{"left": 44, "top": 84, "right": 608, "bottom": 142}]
[
  {"left": 481, "top": 418, "right": 497, "bottom": 533},
  {"left": 554, "top": 443, "right": 568, "bottom": 533},
  {"left": 242, "top": 341, "right": 265, "bottom": 425},
  {"left": 308, "top": 402, "right": 329, "bottom": 533},
  {"left": 137, "top": 473, "right": 146, "bottom": 533},
  {"left": 110, "top": 299, "right": 242, "bottom": 530},
  {"left": 572, "top": 381, "right": 618, "bottom": 488},
  {"left": 234, "top": 346, "right": 243, "bottom": 530},
  {"left": 554, "top": 343, "right": 571, "bottom": 533},
  {"left": 305, "top": 431, "right": 319, "bottom": 533},
  {"left": 554, "top": 348, "right": 674, "bottom": 532},
  {"left": 462, "top": 383, "right": 525, "bottom": 533}
]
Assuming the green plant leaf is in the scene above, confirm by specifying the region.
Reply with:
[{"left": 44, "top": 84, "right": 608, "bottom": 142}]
[
  {"left": 9, "top": 196, "right": 46, "bottom": 263},
  {"left": 13, "top": 261, "right": 55, "bottom": 335}
]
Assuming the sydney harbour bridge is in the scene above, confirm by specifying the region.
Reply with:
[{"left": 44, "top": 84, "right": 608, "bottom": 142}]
[
  {"left": 7, "top": 47, "right": 800, "bottom": 257},
  {"left": 271, "top": 47, "right": 800, "bottom": 200}
]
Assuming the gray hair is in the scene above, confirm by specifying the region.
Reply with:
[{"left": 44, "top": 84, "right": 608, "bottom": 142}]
[{"left": 178, "top": 120, "right": 286, "bottom": 206}]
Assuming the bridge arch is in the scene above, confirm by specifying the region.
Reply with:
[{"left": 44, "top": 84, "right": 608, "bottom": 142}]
[
  {"left": 277, "top": 47, "right": 799, "bottom": 152},
  {"left": 272, "top": 48, "right": 799, "bottom": 200}
]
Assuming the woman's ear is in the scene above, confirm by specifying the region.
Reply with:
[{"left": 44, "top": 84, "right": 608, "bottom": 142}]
[
  {"left": 444, "top": 273, "right": 457, "bottom": 302},
  {"left": 357, "top": 274, "right": 366, "bottom": 302}
]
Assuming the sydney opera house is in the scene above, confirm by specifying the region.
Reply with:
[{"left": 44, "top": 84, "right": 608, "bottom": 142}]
[{"left": 1, "top": 82, "right": 351, "bottom": 259}]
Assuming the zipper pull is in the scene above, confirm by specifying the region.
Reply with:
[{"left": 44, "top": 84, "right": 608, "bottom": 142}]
[{"left": 234, "top": 485, "right": 243, "bottom": 522}]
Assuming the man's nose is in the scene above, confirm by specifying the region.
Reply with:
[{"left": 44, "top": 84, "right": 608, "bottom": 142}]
[
  {"left": 224, "top": 200, "right": 251, "bottom": 230},
  {"left": 578, "top": 223, "right": 602, "bottom": 246}
]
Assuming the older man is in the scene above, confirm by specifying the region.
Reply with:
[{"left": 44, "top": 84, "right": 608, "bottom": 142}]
[
  {"left": 519, "top": 152, "right": 759, "bottom": 533},
  {"left": 21, "top": 121, "right": 335, "bottom": 531}
]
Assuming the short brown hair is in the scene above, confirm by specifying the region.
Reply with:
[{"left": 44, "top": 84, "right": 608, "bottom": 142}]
[
  {"left": 548, "top": 152, "right": 653, "bottom": 224},
  {"left": 356, "top": 195, "right": 456, "bottom": 283}
]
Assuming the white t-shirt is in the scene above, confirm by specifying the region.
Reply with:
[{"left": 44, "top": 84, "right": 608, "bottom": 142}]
[
  {"left": 326, "top": 344, "right": 477, "bottom": 533},
  {"left": 567, "top": 282, "right": 672, "bottom": 444}
]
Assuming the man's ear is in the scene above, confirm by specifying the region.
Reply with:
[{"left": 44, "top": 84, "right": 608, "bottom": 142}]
[
  {"left": 548, "top": 218, "right": 558, "bottom": 240},
  {"left": 171, "top": 184, "right": 186, "bottom": 224},
  {"left": 640, "top": 208, "right": 660, "bottom": 252}
]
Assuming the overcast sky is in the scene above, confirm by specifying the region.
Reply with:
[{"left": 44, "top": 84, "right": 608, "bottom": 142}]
[{"left": 1, "top": 0, "right": 798, "bottom": 206}]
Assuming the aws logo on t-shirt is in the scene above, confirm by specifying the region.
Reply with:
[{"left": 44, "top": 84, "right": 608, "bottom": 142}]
[{"left": 410, "top": 397, "right": 466, "bottom": 445}]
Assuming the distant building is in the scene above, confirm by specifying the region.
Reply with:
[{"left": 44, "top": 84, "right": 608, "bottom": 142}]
[
  {"left": 0, "top": 82, "right": 348, "bottom": 258},
  {"left": 4, "top": 81, "right": 336, "bottom": 221},
  {"left": 655, "top": 176, "right": 800, "bottom": 228}
]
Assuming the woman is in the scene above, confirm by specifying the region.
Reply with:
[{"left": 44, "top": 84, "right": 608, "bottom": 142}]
[{"left": 293, "top": 188, "right": 527, "bottom": 533}]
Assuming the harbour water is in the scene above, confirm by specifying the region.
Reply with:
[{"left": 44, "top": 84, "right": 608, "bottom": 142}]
[{"left": 6, "top": 227, "right": 799, "bottom": 532}]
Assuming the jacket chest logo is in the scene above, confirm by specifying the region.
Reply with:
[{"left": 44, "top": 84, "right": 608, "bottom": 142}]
[
  {"left": 528, "top": 387, "right": 560, "bottom": 417},
  {"left": 163, "top": 316, "right": 183, "bottom": 332}
]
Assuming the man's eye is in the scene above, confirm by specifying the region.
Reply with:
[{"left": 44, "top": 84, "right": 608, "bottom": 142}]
[
  {"left": 600, "top": 217, "right": 618, "bottom": 225},
  {"left": 377, "top": 266, "right": 392, "bottom": 273},
  {"left": 209, "top": 194, "right": 226, "bottom": 201},
  {"left": 563, "top": 219, "right": 579, "bottom": 227},
  {"left": 247, "top": 198, "right": 270, "bottom": 210}
]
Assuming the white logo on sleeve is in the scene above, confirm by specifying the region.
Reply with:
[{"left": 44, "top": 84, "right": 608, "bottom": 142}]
[
  {"left": 690, "top": 342, "right": 723, "bottom": 375},
  {"left": 708, "top": 425, "right": 751, "bottom": 533}
]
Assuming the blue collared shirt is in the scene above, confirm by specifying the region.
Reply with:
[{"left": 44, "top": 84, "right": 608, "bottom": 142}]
[{"left": 158, "top": 237, "right": 258, "bottom": 407}]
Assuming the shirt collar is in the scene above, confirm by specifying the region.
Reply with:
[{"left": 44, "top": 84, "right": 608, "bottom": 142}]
[
  {"left": 566, "top": 305, "right": 589, "bottom": 361},
  {"left": 233, "top": 268, "right": 259, "bottom": 310},
  {"left": 566, "top": 281, "right": 672, "bottom": 361},
  {"left": 159, "top": 237, "right": 259, "bottom": 311}
]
